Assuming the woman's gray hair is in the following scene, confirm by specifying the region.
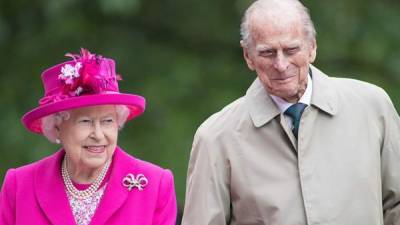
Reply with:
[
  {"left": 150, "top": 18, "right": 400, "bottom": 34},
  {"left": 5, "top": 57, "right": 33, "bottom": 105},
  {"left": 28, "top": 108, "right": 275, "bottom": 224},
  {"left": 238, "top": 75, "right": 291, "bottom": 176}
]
[
  {"left": 240, "top": 0, "right": 316, "bottom": 48},
  {"left": 41, "top": 105, "right": 130, "bottom": 143}
]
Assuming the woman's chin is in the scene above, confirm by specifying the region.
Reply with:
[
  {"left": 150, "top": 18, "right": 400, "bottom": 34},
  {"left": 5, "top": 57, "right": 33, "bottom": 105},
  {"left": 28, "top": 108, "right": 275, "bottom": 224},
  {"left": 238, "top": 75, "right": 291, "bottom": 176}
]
[{"left": 81, "top": 156, "right": 108, "bottom": 169}]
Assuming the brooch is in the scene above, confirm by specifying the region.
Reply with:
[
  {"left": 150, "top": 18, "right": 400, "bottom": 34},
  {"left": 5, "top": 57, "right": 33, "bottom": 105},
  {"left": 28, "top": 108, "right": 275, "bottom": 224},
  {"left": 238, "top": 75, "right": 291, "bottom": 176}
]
[{"left": 122, "top": 173, "right": 148, "bottom": 191}]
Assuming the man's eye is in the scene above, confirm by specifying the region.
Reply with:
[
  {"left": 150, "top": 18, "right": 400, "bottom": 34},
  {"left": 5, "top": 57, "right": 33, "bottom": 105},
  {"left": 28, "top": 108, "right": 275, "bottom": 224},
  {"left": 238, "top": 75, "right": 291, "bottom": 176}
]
[
  {"left": 286, "top": 47, "right": 299, "bottom": 54},
  {"left": 79, "top": 119, "right": 92, "bottom": 123},
  {"left": 259, "top": 50, "right": 276, "bottom": 57}
]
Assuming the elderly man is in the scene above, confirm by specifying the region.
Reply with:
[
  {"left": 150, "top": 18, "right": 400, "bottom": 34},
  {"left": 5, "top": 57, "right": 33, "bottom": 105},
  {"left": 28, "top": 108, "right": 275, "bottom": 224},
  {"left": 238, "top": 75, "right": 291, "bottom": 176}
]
[{"left": 182, "top": 0, "right": 400, "bottom": 224}]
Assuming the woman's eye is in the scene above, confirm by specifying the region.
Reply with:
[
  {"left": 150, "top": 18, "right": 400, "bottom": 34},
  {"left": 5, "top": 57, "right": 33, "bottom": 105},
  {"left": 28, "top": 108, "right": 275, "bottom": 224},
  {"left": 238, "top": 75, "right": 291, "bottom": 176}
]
[
  {"left": 103, "top": 119, "right": 114, "bottom": 124},
  {"left": 79, "top": 119, "right": 92, "bottom": 123}
]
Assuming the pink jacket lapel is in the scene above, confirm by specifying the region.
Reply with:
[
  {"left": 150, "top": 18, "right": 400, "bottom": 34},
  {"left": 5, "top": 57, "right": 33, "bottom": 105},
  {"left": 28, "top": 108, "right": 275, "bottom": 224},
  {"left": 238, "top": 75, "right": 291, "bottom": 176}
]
[
  {"left": 89, "top": 148, "right": 132, "bottom": 224},
  {"left": 34, "top": 150, "right": 76, "bottom": 225}
]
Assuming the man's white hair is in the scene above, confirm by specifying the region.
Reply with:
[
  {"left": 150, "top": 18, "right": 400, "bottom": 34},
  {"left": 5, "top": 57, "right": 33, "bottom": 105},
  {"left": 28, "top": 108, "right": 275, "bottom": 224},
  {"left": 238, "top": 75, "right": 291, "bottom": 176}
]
[
  {"left": 41, "top": 105, "right": 130, "bottom": 143},
  {"left": 240, "top": 0, "right": 316, "bottom": 48}
]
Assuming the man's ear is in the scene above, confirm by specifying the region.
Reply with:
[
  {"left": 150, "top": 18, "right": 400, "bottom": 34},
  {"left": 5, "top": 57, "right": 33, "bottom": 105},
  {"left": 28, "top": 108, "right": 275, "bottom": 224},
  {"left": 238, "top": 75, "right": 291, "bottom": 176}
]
[
  {"left": 240, "top": 40, "right": 255, "bottom": 71},
  {"left": 308, "top": 40, "right": 317, "bottom": 63}
]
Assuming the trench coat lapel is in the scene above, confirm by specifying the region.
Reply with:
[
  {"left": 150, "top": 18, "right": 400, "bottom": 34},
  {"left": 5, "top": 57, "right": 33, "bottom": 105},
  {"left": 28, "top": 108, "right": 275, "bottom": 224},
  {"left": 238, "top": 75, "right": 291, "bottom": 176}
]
[
  {"left": 89, "top": 147, "right": 132, "bottom": 224},
  {"left": 35, "top": 150, "right": 76, "bottom": 225},
  {"left": 309, "top": 65, "right": 339, "bottom": 116},
  {"left": 246, "top": 77, "right": 281, "bottom": 128},
  {"left": 245, "top": 76, "right": 297, "bottom": 148}
]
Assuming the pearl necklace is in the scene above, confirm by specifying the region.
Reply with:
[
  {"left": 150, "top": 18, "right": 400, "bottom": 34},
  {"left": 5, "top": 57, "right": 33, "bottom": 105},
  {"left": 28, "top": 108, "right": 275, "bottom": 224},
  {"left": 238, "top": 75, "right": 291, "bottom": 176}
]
[{"left": 61, "top": 156, "right": 111, "bottom": 200}]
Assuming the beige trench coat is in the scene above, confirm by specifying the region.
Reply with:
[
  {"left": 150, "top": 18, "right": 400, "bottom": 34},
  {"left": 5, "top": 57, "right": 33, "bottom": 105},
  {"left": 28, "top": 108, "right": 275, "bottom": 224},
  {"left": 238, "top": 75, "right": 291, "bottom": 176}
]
[{"left": 182, "top": 65, "right": 400, "bottom": 225}]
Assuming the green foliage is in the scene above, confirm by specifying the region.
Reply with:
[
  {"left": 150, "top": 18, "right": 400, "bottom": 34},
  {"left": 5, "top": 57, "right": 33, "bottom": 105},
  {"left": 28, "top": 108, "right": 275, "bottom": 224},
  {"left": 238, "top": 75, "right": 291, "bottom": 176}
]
[{"left": 0, "top": 0, "right": 399, "bottom": 213}]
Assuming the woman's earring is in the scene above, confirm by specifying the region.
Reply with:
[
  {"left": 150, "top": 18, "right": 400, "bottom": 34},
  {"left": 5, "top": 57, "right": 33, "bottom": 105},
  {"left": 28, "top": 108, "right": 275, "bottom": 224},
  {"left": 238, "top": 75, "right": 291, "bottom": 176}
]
[{"left": 55, "top": 138, "right": 61, "bottom": 144}]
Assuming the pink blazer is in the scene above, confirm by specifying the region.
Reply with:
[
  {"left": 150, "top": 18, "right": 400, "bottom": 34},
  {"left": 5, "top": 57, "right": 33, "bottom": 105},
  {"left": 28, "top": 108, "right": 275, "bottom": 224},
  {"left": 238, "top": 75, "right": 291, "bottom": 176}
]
[{"left": 0, "top": 147, "right": 177, "bottom": 225}]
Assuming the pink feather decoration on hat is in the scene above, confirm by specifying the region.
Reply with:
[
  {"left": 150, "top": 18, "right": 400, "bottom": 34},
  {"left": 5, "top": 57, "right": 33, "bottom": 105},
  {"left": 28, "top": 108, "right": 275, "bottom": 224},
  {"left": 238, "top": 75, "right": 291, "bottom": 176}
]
[{"left": 60, "top": 48, "right": 121, "bottom": 96}]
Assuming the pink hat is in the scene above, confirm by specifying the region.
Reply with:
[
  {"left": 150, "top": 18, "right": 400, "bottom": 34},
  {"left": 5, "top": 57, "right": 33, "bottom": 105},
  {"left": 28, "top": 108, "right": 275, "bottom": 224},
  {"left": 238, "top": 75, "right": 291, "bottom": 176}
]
[{"left": 22, "top": 48, "right": 146, "bottom": 134}]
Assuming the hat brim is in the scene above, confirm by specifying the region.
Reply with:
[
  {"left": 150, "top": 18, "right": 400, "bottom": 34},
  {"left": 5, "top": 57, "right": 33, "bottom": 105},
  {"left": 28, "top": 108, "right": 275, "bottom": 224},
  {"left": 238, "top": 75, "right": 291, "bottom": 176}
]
[{"left": 22, "top": 93, "right": 145, "bottom": 134}]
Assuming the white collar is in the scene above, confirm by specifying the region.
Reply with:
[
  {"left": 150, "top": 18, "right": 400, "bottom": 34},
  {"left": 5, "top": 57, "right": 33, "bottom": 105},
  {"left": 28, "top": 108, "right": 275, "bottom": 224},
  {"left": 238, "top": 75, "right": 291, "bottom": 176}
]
[{"left": 270, "top": 73, "right": 313, "bottom": 113}]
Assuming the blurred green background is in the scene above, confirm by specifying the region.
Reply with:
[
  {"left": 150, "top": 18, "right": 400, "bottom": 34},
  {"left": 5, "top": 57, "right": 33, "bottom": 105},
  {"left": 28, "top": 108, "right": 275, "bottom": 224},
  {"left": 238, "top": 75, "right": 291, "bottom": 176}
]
[{"left": 0, "top": 0, "right": 400, "bottom": 222}]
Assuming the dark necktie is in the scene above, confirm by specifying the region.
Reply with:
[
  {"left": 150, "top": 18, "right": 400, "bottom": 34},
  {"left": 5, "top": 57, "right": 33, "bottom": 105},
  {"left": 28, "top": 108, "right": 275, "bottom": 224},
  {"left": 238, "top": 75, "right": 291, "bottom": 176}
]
[{"left": 284, "top": 103, "right": 307, "bottom": 138}]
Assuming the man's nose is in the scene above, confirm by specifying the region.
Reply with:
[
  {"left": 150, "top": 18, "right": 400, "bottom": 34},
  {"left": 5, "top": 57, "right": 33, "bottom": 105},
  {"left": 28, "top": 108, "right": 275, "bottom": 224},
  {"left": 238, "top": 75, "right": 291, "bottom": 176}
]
[{"left": 273, "top": 52, "right": 289, "bottom": 72}]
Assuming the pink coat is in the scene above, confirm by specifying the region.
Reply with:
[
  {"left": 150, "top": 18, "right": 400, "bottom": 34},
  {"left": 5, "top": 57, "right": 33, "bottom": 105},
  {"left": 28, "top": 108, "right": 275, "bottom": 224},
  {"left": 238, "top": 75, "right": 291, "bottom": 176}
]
[{"left": 0, "top": 147, "right": 177, "bottom": 225}]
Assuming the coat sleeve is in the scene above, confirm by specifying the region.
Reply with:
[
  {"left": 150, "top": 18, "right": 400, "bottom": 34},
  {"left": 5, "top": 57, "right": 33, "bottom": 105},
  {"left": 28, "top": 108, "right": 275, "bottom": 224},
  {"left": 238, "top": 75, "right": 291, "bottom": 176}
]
[
  {"left": 181, "top": 128, "right": 231, "bottom": 225},
  {"left": 152, "top": 169, "right": 177, "bottom": 225},
  {"left": 380, "top": 92, "right": 400, "bottom": 224},
  {"left": 0, "top": 169, "right": 17, "bottom": 225}
]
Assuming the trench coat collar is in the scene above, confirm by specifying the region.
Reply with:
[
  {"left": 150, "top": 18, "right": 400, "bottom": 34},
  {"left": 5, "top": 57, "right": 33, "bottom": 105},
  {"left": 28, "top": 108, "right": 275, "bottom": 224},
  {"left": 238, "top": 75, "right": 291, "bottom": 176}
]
[
  {"left": 309, "top": 65, "right": 339, "bottom": 116},
  {"left": 34, "top": 147, "right": 134, "bottom": 225},
  {"left": 245, "top": 77, "right": 281, "bottom": 128},
  {"left": 246, "top": 64, "right": 339, "bottom": 128}
]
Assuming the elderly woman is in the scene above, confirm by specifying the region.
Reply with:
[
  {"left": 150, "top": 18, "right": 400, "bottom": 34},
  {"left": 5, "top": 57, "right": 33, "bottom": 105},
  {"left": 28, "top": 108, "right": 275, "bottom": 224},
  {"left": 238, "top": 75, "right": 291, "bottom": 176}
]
[{"left": 0, "top": 49, "right": 177, "bottom": 225}]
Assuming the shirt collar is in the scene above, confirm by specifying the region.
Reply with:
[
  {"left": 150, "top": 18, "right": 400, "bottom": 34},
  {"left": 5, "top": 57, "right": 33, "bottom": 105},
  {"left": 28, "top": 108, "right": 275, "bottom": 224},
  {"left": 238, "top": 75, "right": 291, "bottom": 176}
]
[{"left": 270, "top": 73, "right": 313, "bottom": 113}]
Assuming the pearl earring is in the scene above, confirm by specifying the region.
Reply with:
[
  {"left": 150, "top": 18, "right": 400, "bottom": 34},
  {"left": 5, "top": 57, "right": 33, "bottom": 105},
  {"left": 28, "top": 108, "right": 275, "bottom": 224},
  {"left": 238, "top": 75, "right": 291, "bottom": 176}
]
[{"left": 55, "top": 138, "right": 61, "bottom": 144}]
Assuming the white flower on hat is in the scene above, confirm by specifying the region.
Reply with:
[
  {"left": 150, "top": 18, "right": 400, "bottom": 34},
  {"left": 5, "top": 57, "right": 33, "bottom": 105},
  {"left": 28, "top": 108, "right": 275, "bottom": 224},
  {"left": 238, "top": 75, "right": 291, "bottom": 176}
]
[{"left": 59, "top": 62, "right": 82, "bottom": 85}]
